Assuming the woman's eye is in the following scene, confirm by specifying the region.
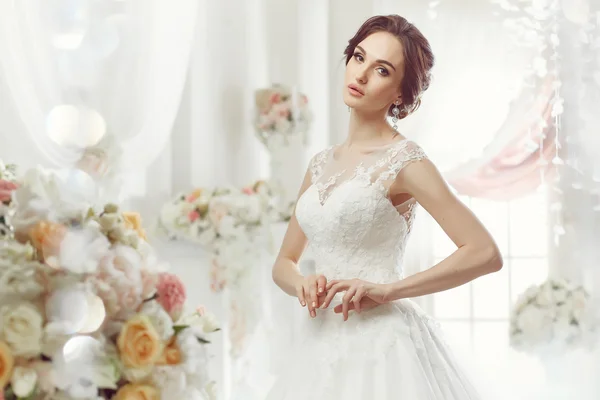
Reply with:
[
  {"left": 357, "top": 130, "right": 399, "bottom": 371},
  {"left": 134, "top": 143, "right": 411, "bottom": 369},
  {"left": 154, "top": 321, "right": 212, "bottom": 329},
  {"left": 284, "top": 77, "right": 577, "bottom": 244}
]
[
  {"left": 353, "top": 53, "right": 364, "bottom": 62},
  {"left": 377, "top": 67, "right": 389, "bottom": 76}
]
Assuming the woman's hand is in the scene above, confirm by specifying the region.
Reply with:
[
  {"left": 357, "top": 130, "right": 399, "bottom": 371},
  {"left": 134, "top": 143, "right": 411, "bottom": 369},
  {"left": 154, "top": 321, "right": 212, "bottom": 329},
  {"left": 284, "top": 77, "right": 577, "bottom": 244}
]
[
  {"left": 321, "top": 279, "right": 391, "bottom": 321},
  {"left": 295, "top": 274, "right": 328, "bottom": 318}
]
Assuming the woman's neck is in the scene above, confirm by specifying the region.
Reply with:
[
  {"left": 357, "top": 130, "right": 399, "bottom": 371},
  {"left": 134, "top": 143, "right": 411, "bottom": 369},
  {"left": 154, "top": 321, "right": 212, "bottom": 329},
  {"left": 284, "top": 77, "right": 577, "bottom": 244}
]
[{"left": 345, "top": 109, "right": 401, "bottom": 148}]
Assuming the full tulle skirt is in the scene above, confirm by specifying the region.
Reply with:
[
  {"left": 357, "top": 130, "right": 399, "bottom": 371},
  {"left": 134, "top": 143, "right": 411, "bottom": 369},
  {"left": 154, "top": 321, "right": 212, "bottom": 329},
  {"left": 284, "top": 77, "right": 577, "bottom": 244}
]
[{"left": 265, "top": 299, "right": 483, "bottom": 400}]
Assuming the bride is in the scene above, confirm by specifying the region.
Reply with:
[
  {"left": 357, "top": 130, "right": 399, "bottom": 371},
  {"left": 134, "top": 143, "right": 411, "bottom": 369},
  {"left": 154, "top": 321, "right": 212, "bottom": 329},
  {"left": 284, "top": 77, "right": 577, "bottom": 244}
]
[{"left": 266, "top": 14, "right": 502, "bottom": 399}]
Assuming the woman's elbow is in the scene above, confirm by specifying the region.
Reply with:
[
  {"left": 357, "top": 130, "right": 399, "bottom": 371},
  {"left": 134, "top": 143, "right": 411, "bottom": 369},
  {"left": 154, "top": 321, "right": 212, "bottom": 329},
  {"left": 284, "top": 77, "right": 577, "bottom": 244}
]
[{"left": 480, "top": 244, "right": 503, "bottom": 273}]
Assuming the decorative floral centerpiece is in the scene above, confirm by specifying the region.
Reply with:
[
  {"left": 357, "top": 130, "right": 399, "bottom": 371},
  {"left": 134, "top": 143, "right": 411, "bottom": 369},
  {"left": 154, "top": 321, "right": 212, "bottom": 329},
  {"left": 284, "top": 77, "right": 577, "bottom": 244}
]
[
  {"left": 0, "top": 164, "right": 219, "bottom": 400},
  {"left": 159, "top": 180, "right": 280, "bottom": 291},
  {"left": 509, "top": 277, "right": 596, "bottom": 355},
  {"left": 253, "top": 84, "right": 311, "bottom": 146}
]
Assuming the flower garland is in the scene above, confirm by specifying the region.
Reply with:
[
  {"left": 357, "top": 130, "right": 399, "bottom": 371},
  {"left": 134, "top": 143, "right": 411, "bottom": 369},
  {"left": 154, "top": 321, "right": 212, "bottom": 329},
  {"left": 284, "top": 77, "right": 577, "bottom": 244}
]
[
  {"left": 0, "top": 163, "right": 219, "bottom": 400},
  {"left": 509, "top": 278, "right": 596, "bottom": 355},
  {"left": 159, "top": 180, "right": 281, "bottom": 291}
]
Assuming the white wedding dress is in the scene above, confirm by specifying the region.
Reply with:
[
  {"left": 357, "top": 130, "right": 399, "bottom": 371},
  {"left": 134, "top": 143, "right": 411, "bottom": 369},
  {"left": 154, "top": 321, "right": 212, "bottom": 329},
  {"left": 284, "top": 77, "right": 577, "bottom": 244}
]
[{"left": 266, "top": 139, "right": 484, "bottom": 399}]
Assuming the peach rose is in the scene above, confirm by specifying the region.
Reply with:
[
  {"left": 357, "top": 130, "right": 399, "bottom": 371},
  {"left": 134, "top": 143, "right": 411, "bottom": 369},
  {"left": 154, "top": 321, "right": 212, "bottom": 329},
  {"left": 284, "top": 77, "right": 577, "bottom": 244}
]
[
  {"left": 28, "top": 221, "right": 67, "bottom": 264},
  {"left": 156, "top": 338, "right": 182, "bottom": 366},
  {"left": 122, "top": 212, "right": 147, "bottom": 240},
  {"left": 117, "top": 315, "right": 163, "bottom": 368},
  {"left": 114, "top": 383, "right": 159, "bottom": 400},
  {"left": 0, "top": 341, "right": 14, "bottom": 389}
]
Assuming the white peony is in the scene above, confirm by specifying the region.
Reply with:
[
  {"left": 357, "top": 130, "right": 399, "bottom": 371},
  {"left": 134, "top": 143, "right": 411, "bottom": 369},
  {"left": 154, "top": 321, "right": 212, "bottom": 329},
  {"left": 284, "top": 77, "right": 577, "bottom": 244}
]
[
  {"left": 236, "top": 195, "right": 263, "bottom": 223},
  {"left": 10, "top": 167, "right": 93, "bottom": 234},
  {"left": 140, "top": 301, "right": 174, "bottom": 341},
  {"left": 176, "top": 327, "right": 210, "bottom": 381},
  {"left": 59, "top": 226, "right": 111, "bottom": 274},
  {"left": 0, "top": 302, "right": 44, "bottom": 357}
]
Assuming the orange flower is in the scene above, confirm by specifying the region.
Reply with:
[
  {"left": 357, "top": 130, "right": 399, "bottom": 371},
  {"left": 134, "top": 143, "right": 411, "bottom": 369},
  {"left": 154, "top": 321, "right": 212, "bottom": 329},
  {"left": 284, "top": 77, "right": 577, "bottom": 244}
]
[
  {"left": 117, "top": 315, "right": 163, "bottom": 368},
  {"left": 122, "top": 212, "right": 147, "bottom": 240},
  {"left": 156, "top": 338, "right": 182, "bottom": 366},
  {"left": 114, "top": 383, "right": 159, "bottom": 400},
  {"left": 0, "top": 340, "right": 14, "bottom": 389},
  {"left": 28, "top": 221, "right": 67, "bottom": 264}
]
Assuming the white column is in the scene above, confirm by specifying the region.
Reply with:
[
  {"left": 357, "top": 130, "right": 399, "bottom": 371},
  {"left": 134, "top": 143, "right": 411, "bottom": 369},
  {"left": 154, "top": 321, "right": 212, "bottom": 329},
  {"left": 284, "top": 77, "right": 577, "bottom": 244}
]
[{"left": 298, "top": 0, "right": 331, "bottom": 153}]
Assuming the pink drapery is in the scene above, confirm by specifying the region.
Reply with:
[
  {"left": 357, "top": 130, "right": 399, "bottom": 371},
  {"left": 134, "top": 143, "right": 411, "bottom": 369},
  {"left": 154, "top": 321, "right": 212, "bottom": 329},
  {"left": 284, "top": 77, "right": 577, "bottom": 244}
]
[{"left": 445, "top": 78, "right": 557, "bottom": 201}]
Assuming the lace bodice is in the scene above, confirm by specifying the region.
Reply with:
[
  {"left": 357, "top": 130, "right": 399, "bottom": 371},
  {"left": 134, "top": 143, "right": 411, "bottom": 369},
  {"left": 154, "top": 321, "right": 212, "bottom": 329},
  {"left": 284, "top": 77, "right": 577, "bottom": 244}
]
[{"left": 295, "top": 139, "right": 427, "bottom": 283}]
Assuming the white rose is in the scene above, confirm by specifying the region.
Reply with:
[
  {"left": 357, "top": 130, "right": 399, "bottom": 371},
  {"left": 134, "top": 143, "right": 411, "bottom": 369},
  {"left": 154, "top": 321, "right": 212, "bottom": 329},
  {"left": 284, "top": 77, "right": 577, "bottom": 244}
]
[
  {"left": 0, "top": 302, "right": 43, "bottom": 357},
  {"left": 553, "top": 287, "right": 567, "bottom": 303},
  {"left": 151, "top": 365, "right": 187, "bottom": 399},
  {"left": 140, "top": 301, "right": 174, "bottom": 341},
  {"left": 196, "top": 227, "right": 217, "bottom": 246},
  {"left": 0, "top": 243, "right": 45, "bottom": 301},
  {"left": 199, "top": 312, "right": 220, "bottom": 333},
  {"left": 535, "top": 284, "right": 554, "bottom": 307},
  {"left": 59, "top": 227, "right": 111, "bottom": 274},
  {"left": 10, "top": 366, "right": 37, "bottom": 397},
  {"left": 236, "top": 195, "right": 263, "bottom": 223},
  {"left": 516, "top": 306, "right": 547, "bottom": 338}
]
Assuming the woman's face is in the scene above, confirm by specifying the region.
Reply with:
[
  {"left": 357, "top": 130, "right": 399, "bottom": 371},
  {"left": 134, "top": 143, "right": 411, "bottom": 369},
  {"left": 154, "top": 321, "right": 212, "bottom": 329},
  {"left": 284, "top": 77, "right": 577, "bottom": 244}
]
[{"left": 343, "top": 31, "right": 405, "bottom": 116}]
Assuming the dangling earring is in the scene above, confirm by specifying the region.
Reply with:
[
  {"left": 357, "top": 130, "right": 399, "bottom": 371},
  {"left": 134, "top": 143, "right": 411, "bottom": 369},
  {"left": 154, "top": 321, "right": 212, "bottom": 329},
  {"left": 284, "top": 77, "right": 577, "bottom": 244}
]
[
  {"left": 347, "top": 106, "right": 351, "bottom": 113},
  {"left": 391, "top": 100, "right": 401, "bottom": 130}
]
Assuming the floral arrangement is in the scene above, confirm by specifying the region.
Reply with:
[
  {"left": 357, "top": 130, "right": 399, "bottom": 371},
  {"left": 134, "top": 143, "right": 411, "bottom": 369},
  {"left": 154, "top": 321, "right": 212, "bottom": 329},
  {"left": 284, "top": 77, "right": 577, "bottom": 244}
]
[
  {"left": 0, "top": 164, "right": 219, "bottom": 400},
  {"left": 253, "top": 84, "right": 312, "bottom": 145},
  {"left": 159, "top": 180, "right": 280, "bottom": 291},
  {"left": 509, "top": 277, "right": 597, "bottom": 355},
  {"left": 0, "top": 161, "right": 18, "bottom": 237}
]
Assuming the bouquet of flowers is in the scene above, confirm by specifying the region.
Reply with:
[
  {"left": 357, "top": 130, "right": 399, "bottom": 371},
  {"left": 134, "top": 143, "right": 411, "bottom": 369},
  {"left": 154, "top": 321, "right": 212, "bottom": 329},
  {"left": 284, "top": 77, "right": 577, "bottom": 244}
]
[
  {"left": 0, "top": 165, "right": 219, "bottom": 400},
  {"left": 253, "top": 84, "right": 312, "bottom": 146},
  {"left": 509, "top": 277, "right": 596, "bottom": 354},
  {"left": 159, "top": 180, "right": 280, "bottom": 291}
]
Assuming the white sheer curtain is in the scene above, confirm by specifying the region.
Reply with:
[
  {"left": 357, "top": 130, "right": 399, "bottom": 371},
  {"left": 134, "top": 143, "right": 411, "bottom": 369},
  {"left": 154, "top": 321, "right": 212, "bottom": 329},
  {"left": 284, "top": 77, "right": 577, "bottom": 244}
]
[{"left": 0, "top": 0, "right": 197, "bottom": 195}]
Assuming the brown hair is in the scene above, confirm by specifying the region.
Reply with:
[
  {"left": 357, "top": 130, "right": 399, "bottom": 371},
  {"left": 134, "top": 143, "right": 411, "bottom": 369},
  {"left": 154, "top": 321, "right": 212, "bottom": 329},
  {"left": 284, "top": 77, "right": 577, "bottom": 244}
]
[{"left": 344, "top": 15, "right": 434, "bottom": 119}]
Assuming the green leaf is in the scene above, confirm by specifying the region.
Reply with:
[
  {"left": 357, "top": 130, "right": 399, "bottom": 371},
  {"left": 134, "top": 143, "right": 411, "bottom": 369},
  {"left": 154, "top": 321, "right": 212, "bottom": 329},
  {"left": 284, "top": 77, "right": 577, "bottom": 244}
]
[
  {"left": 173, "top": 325, "right": 189, "bottom": 335},
  {"left": 197, "top": 336, "right": 211, "bottom": 344}
]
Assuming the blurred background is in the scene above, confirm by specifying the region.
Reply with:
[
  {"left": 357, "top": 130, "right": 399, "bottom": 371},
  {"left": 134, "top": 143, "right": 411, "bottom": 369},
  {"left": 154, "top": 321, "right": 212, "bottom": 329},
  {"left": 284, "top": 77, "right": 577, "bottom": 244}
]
[{"left": 0, "top": 0, "right": 599, "bottom": 399}]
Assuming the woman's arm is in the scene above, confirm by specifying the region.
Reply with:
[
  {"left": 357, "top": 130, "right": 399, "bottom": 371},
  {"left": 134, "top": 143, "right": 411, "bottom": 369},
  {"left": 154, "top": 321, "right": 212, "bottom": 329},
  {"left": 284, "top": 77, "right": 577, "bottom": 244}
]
[
  {"left": 272, "top": 168, "right": 326, "bottom": 296},
  {"left": 385, "top": 159, "right": 503, "bottom": 301}
]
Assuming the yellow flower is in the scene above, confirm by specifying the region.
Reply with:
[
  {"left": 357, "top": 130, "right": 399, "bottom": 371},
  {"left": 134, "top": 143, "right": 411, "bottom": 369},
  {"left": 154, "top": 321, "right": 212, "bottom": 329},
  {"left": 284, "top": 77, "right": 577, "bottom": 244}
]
[
  {"left": 0, "top": 340, "right": 14, "bottom": 389},
  {"left": 28, "top": 220, "right": 67, "bottom": 263},
  {"left": 156, "top": 337, "right": 182, "bottom": 366},
  {"left": 122, "top": 212, "right": 147, "bottom": 240},
  {"left": 117, "top": 315, "right": 163, "bottom": 369},
  {"left": 114, "top": 383, "right": 159, "bottom": 400}
]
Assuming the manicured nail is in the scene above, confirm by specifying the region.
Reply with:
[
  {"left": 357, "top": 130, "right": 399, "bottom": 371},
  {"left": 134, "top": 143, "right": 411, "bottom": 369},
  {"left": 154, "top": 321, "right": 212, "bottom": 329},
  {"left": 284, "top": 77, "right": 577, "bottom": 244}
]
[
  {"left": 311, "top": 311, "right": 315, "bottom": 318},
  {"left": 312, "top": 302, "right": 316, "bottom": 308},
  {"left": 319, "top": 288, "right": 323, "bottom": 293},
  {"left": 301, "top": 301, "right": 305, "bottom": 306}
]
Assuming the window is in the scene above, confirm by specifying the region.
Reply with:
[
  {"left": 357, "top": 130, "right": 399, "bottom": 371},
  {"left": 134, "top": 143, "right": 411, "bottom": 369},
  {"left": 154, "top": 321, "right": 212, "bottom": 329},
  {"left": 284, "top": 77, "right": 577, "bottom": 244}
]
[{"left": 428, "top": 191, "right": 549, "bottom": 365}]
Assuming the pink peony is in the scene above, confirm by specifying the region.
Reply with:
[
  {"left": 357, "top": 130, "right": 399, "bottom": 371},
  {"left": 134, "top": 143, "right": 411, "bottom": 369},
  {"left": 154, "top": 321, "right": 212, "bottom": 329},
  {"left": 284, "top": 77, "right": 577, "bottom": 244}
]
[
  {"left": 156, "top": 273, "right": 186, "bottom": 320},
  {"left": 0, "top": 179, "right": 18, "bottom": 203}
]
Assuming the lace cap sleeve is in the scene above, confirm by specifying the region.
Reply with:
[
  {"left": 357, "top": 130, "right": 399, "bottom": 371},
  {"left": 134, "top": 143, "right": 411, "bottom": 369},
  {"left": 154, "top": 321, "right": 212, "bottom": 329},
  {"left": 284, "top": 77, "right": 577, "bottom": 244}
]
[
  {"left": 308, "top": 146, "right": 332, "bottom": 184},
  {"left": 376, "top": 140, "right": 428, "bottom": 184}
]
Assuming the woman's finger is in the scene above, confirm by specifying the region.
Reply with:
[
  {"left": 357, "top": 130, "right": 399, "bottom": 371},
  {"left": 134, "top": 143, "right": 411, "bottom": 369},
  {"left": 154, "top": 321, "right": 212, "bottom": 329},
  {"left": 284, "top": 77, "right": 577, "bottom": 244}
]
[
  {"left": 326, "top": 280, "right": 340, "bottom": 290},
  {"left": 296, "top": 285, "right": 306, "bottom": 307},
  {"left": 353, "top": 286, "right": 366, "bottom": 314},
  {"left": 320, "top": 281, "right": 348, "bottom": 309},
  {"left": 308, "top": 279, "right": 318, "bottom": 313},
  {"left": 316, "top": 275, "right": 327, "bottom": 295},
  {"left": 341, "top": 287, "right": 357, "bottom": 321}
]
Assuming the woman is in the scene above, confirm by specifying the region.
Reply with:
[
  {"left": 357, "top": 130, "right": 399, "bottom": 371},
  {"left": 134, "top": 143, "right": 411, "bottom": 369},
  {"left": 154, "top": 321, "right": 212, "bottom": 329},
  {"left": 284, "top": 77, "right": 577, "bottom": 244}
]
[{"left": 267, "top": 15, "right": 502, "bottom": 399}]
